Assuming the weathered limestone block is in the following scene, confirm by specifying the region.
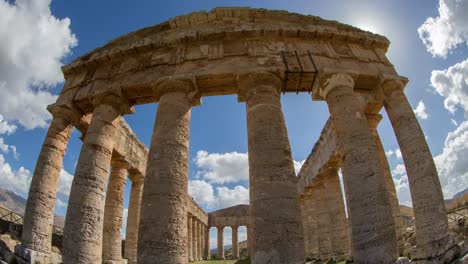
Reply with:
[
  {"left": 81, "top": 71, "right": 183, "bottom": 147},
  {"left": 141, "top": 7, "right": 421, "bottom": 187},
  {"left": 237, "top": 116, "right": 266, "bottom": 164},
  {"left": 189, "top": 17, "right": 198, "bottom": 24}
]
[
  {"left": 125, "top": 178, "right": 143, "bottom": 264},
  {"left": 240, "top": 72, "right": 305, "bottom": 264},
  {"left": 232, "top": 226, "right": 239, "bottom": 259},
  {"left": 320, "top": 73, "right": 398, "bottom": 263},
  {"left": 322, "top": 165, "right": 349, "bottom": 259},
  {"left": 313, "top": 178, "right": 332, "bottom": 260},
  {"left": 382, "top": 79, "right": 456, "bottom": 261},
  {"left": 217, "top": 226, "right": 225, "bottom": 260},
  {"left": 102, "top": 159, "right": 128, "bottom": 264},
  {"left": 138, "top": 79, "right": 196, "bottom": 263},
  {"left": 366, "top": 113, "right": 404, "bottom": 255},
  {"left": 63, "top": 96, "right": 131, "bottom": 264},
  {"left": 21, "top": 105, "right": 78, "bottom": 257}
]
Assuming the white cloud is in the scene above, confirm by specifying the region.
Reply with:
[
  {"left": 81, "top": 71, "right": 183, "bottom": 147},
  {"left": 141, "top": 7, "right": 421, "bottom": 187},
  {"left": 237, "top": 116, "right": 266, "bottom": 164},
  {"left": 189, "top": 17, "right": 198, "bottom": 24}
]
[
  {"left": 434, "top": 120, "right": 468, "bottom": 199},
  {"left": 215, "top": 185, "right": 249, "bottom": 209},
  {"left": 188, "top": 180, "right": 249, "bottom": 211},
  {"left": 392, "top": 163, "right": 406, "bottom": 178},
  {"left": 122, "top": 208, "right": 128, "bottom": 238},
  {"left": 393, "top": 174, "right": 412, "bottom": 207},
  {"left": 418, "top": 0, "right": 468, "bottom": 57},
  {"left": 0, "top": 154, "right": 31, "bottom": 196},
  {"left": 0, "top": 115, "right": 17, "bottom": 135},
  {"left": 0, "top": 0, "right": 77, "bottom": 129},
  {"left": 413, "top": 100, "right": 429, "bottom": 120},
  {"left": 431, "top": 58, "right": 468, "bottom": 117},
  {"left": 386, "top": 148, "right": 402, "bottom": 160},
  {"left": 188, "top": 180, "right": 215, "bottom": 208},
  {"left": 193, "top": 150, "right": 249, "bottom": 184},
  {"left": 293, "top": 160, "right": 305, "bottom": 175},
  {"left": 451, "top": 118, "right": 459, "bottom": 126}
]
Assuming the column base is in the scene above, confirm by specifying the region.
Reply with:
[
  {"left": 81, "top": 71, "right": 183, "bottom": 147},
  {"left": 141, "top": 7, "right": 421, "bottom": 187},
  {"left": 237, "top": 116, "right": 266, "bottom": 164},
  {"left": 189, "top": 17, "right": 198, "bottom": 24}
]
[
  {"left": 410, "top": 234, "right": 466, "bottom": 263},
  {"left": 14, "top": 244, "right": 61, "bottom": 264}
]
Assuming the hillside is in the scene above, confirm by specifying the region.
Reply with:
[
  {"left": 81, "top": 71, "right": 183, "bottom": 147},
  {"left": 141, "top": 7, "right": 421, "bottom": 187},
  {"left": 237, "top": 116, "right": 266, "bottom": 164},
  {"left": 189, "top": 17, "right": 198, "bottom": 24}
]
[
  {"left": 0, "top": 188, "right": 65, "bottom": 227},
  {"left": 0, "top": 188, "right": 26, "bottom": 215}
]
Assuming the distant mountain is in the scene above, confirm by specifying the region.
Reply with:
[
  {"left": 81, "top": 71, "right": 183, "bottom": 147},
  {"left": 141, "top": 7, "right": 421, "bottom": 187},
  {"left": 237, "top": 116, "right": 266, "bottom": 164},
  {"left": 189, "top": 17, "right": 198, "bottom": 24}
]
[
  {"left": 0, "top": 187, "right": 65, "bottom": 227},
  {"left": 445, "top": 187, "right": 468, "bottom": 205},
  {"left": 0, "top": 188, "right": 26, "bottom": 215}
]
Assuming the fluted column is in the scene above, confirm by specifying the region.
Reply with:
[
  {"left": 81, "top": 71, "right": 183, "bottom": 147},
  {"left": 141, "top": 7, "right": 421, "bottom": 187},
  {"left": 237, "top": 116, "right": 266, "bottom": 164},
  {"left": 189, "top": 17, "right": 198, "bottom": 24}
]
[
  {"left": 366, "top": 113, "right": 404, "bottom": 254},
  {"left": 102, "top": 158, "right": 128, "bottom": 263},
  {"left": 188, "top": 215, "right": 193, "bottom": 261},
  {"left": 192, "top": 217, "right": 198, "bottom": 261},
  {"left": 138, "top": 79, "right": 198, "bottom": 263},
  {"left": 63, "top": 96, "right": 132, "bottom": 264},
  {"left": 200, "top": 223, "right": 204, "bottom": 260},
  {"left": 217, "top": 226, "right": 225, "bottom": 259},
  {"left": 21, "top": 105, "right": 78, "bottom": 259},
  {"left": 239, "top": 72, "right": 304, "bottom": 264},
  {"left": 204, "top": 226, "right": 210, "bottom": 259},
  {"left": 322, "top": 165, "right": 349, "bottom": 259},
  {"left": 125, "top": 177, "right": 143, "bottom": 264},
  {"left": 317, "top": 73, "right": 397, "bottom": 263},
  {"left": 232, "top": 226, "right": 239, "bottom": 259},
  {"left": 313, "top": 178, "right": 332, "bottom": 260},
  {"left": 382, "top": 79, "right": 451, "bottom": 259}
]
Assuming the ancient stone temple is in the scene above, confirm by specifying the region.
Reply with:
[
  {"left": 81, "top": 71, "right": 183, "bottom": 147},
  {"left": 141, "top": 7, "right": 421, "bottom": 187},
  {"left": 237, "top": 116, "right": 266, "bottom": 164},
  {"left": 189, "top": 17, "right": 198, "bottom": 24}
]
[{"left": 16, "top": 7, "right": 465, "bottom": 264}]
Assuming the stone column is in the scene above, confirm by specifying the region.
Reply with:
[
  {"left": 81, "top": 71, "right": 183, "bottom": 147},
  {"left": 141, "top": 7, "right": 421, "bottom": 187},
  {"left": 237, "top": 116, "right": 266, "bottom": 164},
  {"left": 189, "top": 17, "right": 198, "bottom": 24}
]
[
  {"left": 200, "top": 223, "right": 205, "bottom": 260},
  {"left": 318, "top": 73, "right": 397, "bottom": 263},
  {"left": 62, "top": 96, "right": 132, "bottom": 264},
  {"left": 102, "top": 158, "right": 128, "bottom": 264},
  {"left": 300, "top": 197, "right": 309, "bottom": 257},
  {"left": 21, "top": 105, "right": 77, "bottom": 260},
  {"left": 246, "top": 226, "right": 251, "bottom": 257},
  {"left": 302, "top": 189, "right": 318, "bottom": 260},
  {"left": 204, "top": 226, "right": 210, "bottom": 259},
  {"left": 125, "top": 177, "right": 143, "bottom": 264},
  {"left": 239, "top": 72, "right": 304, "bottom": 264},
  {"left": 313, "top": 178, "right": 332, "bottom": 260},
  {"left": 188, "top": 215, "right": 193, "bottom": 261},
  {"left": 232, "top": 226, "right": 239, "bottom": 259},
  {"left": 322, "top": 165, "right": 349, "bottom": 260},
  {"left": 192, "top": 217, "right": 198, "bottom": 261},
  {"left": 198, "top": 221, "right": 203, "bottom": 260},
  {"left": 366, "top": 113, "right": 404, "bottom": 254},
  {"left": 138, "top": 79, "right": 197, "bottom": 263},
  {"left": 217, "top": 226, "right": 225, "bottom": 259},
  {"left": 382, "top": 79, "right": 452, "bottom": 259}
]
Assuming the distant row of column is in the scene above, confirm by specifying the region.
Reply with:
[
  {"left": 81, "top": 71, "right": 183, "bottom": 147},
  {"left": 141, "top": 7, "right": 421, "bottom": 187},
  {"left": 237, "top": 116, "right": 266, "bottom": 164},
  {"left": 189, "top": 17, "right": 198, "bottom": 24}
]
[
  {"left": 213, "top": 225, "right": 248, "bottom": 260},
  {"left": 187, "top": 215, "right": 209, "bottom": 261},
  {"left": 300, "top": 73, "right": 452, "bottom": 263}
]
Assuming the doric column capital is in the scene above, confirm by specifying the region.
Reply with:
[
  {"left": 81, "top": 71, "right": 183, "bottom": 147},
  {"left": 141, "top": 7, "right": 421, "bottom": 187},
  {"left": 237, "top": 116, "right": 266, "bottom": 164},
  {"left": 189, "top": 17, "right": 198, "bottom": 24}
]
[
  {"left": 381, "top": 78, "right": 405, "bottom": 98},
  {"left": 365, "top": 113, "right": 383, "bottom": 130},
  {"left": 318, "top": 73, "right": 354, "bottom": 99},
  {"left": 47, "top": 103, "right": 83, "bottom": 125},
  {"left": 92, "top": 93, "right": 134, "bottom": 115},
  {"left": 217, "top": 225, "right": 225, "bottom": 230},
  {"left": 237, "top": 71, "right": 282, "bottom": 102},
  {"left": 153, "top": 78, "right": 201, "bottom": 106}
]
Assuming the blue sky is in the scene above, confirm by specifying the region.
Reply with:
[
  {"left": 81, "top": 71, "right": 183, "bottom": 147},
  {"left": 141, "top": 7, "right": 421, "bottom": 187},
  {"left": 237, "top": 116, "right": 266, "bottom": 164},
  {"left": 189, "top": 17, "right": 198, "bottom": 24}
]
[{"left": 0, "top": 0, "right": 467, "bottom": 248}]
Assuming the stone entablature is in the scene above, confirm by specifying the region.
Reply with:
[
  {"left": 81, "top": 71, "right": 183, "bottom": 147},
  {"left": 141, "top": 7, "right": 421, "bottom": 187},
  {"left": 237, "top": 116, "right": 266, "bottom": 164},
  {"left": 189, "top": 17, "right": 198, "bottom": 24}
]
[
  {"left": 188, "top": 198, "right": 208, "bottom": 225},
  {"left": 297, "top": 118, "right": 337, "bottom": 194},
  {"left": 208, "top": 204, "right": 249, "bottom": 227},
  {"left": 56, "top": 7, "right": 401, "bottom": 115}
]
